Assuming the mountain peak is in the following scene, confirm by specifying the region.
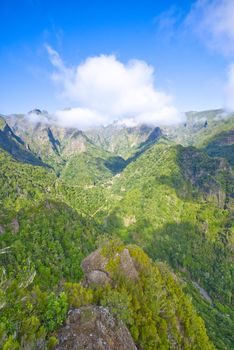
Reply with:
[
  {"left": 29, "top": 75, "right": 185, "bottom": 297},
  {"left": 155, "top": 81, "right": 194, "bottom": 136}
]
[{"left": 28, "top": 109, "right": 48, "bottom": 115}]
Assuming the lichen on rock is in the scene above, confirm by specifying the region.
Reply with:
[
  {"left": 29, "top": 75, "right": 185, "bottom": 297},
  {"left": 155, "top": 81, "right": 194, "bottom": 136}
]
[{"left": 55, "top": 306, "right": 137, "bottom": 350}]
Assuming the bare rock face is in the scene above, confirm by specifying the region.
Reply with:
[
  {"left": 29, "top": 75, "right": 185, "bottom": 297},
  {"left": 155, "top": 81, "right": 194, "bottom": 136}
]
[
  {"left": 55, "top": 306, "right": 137, "bottom": 350},
  {"left": 81, "top": 249, "right": 107, "bottom": 273},
  {"left": 81, "top": 247, "right": 138, "bottom": 288},
  {"left": 119, "top": 248, "right": 138, "bottom": 281},
  {"left": 85, "top": 270, "right": 112, "bottom": 287},
  {"left": 82, "top": 249, "right": 111, "bottom": 287}
]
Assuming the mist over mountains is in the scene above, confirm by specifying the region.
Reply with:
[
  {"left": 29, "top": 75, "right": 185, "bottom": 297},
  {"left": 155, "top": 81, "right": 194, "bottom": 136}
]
[
  {"left": 2, "top": 107, "right": 234, "bottom": 166},
  {"left": 0, "top": 106, "right": 233, "bottom": 350}
]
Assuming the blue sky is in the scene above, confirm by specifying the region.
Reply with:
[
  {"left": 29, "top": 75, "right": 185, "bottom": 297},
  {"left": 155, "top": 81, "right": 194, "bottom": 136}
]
[{"left": 0, "top": 0, "right": 233, "bottom": 122}]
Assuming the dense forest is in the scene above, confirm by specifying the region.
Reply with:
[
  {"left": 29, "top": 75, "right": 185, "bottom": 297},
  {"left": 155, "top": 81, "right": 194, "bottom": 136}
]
[{"left": 0, "top": 109, "right": 233, "bottom": 349}]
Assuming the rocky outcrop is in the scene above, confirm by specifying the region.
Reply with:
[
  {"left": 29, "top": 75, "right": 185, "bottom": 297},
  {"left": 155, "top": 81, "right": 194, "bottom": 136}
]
[
  {"left": 82, "top": 249, "right": 107, "bottom": 273},
  {"left": 119, "top": 248, "right": 138, "bottom": 281},
  {"left": 55, "top": 306, "right": 137, "bottom": 350},
  {"left": 85, "top": 270, "right": 111, "bottom": 287},
  {"left": 81, "top": 247, "right": 138, "bottom": 287},
  {"left": 55, "top": 247, "right": 139, "bottom": 349}
]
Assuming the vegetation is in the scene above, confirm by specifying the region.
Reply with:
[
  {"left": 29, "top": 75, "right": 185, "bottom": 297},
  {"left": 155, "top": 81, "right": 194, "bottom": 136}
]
[
  {"left": 0, "top": 111, "right": 233, "bottom": 349},
  {"left": 60, "top": 147, "right": 125, "bottom": 186},
  {"left": 203, "top": 129, "right": 234, "bottom": 168},
  {"left": 86, "top": 240, "right": 215, "bottom": 350},
  {"left": 101, "top": 143, "right": 234, "bottom": 348}
]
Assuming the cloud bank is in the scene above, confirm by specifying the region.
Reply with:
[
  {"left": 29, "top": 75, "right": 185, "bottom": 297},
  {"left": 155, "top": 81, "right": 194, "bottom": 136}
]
[
  {"left": 187, "top": 0, "right": 234, "bottom": 111},
  {"left": 46, "top": 45, "right": 182, "bottom": 129}
]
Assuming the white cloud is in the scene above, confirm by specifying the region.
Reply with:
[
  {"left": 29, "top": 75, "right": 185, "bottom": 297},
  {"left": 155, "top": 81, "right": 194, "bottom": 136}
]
[
  {"left": 45, "top": 44, "right": 66, "bottom": 70},
  {"left": 187, "top": 0, "right": 234, "bottom": 55},
  {"left": 187, "top": 0, "right": 234, "bottom": 111},
  {"left": 54, "top": 108, "right": 106, "bottom": 129},
  {"left": 153, "top": 6, "right": 183, "bottom": 42},
  {"left": 27, "top": 110, "right": 51, "bottom": 124},
  {"left": 46, "top": 46, "right": 182, "bottom": 129}
]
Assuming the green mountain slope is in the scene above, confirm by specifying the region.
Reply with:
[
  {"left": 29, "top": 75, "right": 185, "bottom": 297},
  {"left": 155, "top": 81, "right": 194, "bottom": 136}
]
[
  {"left": 0, "top": 148, "right": 55, "bottom": 215},
  {"left": 106, "top": 143, "right": 233, "bottom": 302},
  {"left": 0, "top": 109, "right": 233, "bottom": 349},
  {"left": 60, "top": 144, "right": 125, "bottom": 186},
  {"left": 0, "top": 148, "right": 102, "bottom": 348},
  {"left": 0, "top": 149, "right": 215, "bottom": 349},
  {"left": 202, "top": 129, "right": 234, "bottom": 167},
  {"left": 100, "top": 142, "right": 234, "bottom": 349}
]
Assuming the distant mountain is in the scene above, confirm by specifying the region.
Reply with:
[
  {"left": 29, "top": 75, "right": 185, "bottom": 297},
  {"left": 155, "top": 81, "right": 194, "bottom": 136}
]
[
  {"left": 0, "top": 116, "right": 46, "bottom": 166},
  {"left": 5, "top": 112, "right": 126, "bottom": 182},
  {"left": 86, "top": 122, "right": 154, "bottom": 158},
  {"left": 163, "top": 109, "right": 234, "bottom": 151},
  {"left": 87, "top": 109, "right": 234, "bottom": 164},
  {"left": 0, "top": 108, "right": 233, "bottom": 349},
  {"left": 5, "top": 108, "right": 234, "bottom": 162}
]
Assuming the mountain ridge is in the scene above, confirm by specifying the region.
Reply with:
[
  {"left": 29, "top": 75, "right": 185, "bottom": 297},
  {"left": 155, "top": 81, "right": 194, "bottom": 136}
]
[{"left": 0, "top": 108, "right": 233, "bottom": 349}]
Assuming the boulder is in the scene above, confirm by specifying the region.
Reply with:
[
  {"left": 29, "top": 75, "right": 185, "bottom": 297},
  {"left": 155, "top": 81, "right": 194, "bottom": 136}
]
[
  {"left": 81, "top": 249, "right": 107, "bottom": 274},
  {"left": 55, "top": 306, "right": 137, "bottom": 350},
  {"left": 81, "top": 247, "right": 138, "bottom": 288},
  {"left": 85, "top": 270, "right": 112, "bottom": 287}
]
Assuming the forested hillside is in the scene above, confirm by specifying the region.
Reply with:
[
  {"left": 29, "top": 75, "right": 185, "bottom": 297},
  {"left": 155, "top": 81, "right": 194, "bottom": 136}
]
[{"left": 0, "top": 110, "right": 233, "bottom": 349}]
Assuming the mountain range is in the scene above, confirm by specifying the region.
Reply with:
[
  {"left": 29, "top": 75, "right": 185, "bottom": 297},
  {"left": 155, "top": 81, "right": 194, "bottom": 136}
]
[{"left": 0, "top": 108, "right": 233, "bottom": 349}]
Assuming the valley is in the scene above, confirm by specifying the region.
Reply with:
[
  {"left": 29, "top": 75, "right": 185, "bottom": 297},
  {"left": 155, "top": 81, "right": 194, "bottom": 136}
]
[{"left": 0, "top": 109, "right": 233, "bottom": 349}]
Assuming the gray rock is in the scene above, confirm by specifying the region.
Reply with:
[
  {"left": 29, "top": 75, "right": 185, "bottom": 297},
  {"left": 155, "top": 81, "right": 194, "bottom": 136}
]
[
  {"left": 85, "top": 270, "right": 112, "bottom": 287},
  {"left": 81, "top": 249, "right": 107, "bottom": 274},
  {"left": 82, "top": 248, "right": 138, "bottom": 286},
  {"left": 55, "top": 306, "right": 137, "bottom": 350},
  {"left": 119, "top": 248, "right": 138, "bottom": 281}
]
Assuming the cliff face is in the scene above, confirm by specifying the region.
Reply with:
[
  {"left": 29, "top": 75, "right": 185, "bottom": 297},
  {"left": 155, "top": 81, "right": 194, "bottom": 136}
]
[
  {"left": 55, "top": 306, "right": 137, "bottom": 350},
  {"left": 0, "top": 117, "right": 46, "bottom": 166}
]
